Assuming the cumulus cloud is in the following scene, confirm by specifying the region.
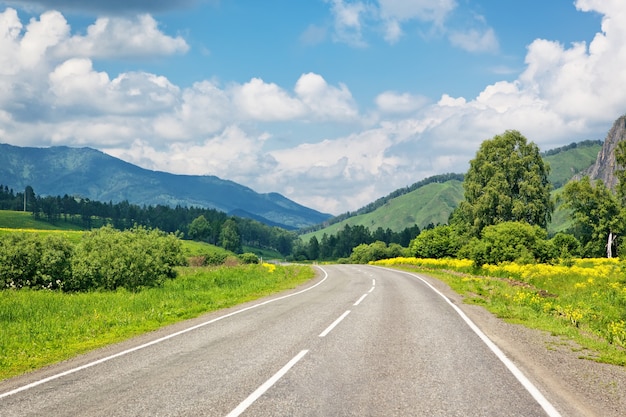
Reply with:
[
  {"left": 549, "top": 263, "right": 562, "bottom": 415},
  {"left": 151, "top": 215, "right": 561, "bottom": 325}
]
[{"left": 55, "top": 15, "right": 189, "bottom": 59}]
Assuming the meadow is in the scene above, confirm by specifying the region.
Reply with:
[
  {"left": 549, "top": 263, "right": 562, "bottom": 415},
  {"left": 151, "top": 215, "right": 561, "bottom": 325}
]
[{"left": 374, "top": 257, "right": 626, "bottom": 366}]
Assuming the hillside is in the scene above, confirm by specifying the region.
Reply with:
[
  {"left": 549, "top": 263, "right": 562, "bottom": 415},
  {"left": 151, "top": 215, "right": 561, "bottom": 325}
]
[
  {"left": 0, "top": 144, "right": 330, "bottom": 230},
  {"left": 303, "top": 140, "right": 603, "bottom": 240}
]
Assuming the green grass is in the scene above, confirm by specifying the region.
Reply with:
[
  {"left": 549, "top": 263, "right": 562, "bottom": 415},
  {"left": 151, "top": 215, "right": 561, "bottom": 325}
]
[
  {"left": 0, "top": 210, "right": 84, "bottom": 230},
  {"left": 0, "top": 263, "right": 315, "bottom": 381},
  {"left": 181, "top": 239, "right": 231, "bottom": 258}
]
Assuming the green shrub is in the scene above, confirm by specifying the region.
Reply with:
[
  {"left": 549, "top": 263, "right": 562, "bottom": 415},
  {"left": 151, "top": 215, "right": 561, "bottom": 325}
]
[
  {"left": 67, "top": 226, "right": 185, "bottom": 291},
  {"left": 0, "top": 234, "right": 72, "bottom": 290},
  {"left": 409, "top": 225, "right": 461, "bottom": 259},
  {"left": 459, "top": 221, "right": 556, "bottom": 266},
  {"left": 238, "top": 252, "right": 259, "bottom": 264}
]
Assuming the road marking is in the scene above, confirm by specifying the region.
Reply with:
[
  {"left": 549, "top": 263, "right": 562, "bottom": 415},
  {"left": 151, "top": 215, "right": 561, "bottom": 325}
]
[
  {"left": 372, "top": 278, "right": 376, "bottom": 287},
  {"left": 0, "top": 267, "right": 329, "bottom": 400},
  {"left": 225, "top": 350, "right": 309, "bottom": 417},
  {"left": 319, "top": 310, "right": 351, "bottom": 337},
  {"left": 388, "top": 267, "right": 563, "bottom": 417},
  {"left": 354, "top": 294, "right": 368, "bottom": 306}
]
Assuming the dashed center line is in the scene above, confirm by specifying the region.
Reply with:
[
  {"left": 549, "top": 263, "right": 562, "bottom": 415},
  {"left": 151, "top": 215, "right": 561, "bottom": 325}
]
[
  {"left": 354, "top": 294, "right": 368, "bottom": 306},
  {"left": 225, "top": 350, "right": 309, "bottom": 417},
  {"left": 319, "top": 310, "right": 351, "bottom": 338}
]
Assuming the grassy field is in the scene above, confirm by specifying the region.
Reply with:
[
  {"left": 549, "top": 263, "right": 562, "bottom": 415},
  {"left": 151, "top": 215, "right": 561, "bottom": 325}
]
[
  {"left": 0, "top": 263, "right": 315, "bottom": 381},
  {"left": 374, "top": 257, "right": 626, "bottom": 366},
  {"left": 0, "top": 210, "right": 84, "bottom": 230}
]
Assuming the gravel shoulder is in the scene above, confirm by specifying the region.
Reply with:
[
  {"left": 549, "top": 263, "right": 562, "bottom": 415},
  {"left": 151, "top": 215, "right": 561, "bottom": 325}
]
[{"left": 418, "top": 272, "right": 626, "bottom": 417}]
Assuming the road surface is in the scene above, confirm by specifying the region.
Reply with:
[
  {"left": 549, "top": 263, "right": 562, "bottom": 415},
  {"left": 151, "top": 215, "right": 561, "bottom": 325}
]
[{"left": 0, "top": 265, "right": 563, "bottom": 416}]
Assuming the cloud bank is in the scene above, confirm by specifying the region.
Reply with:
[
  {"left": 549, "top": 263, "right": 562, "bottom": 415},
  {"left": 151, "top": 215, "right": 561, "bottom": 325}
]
[{"left": 0, "top": 2, "right": 624, "bottom": 215}]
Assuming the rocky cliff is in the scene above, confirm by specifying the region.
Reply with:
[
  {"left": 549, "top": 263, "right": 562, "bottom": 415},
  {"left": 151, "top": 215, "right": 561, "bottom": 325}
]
[{"left": 583, "top": 115, "right": 626, "bottom": 189}]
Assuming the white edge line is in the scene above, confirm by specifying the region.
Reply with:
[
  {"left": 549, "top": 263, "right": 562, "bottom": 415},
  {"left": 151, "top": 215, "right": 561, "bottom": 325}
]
[
  {"left": 354, "top": 294, "right": 368, "bottom": 306},
  {"left": 0, "top": 266, "right": 329, "bottom": 400},
  {"left": 382, "top": 267, "right": 562, "bottom": 417},
  {"left": 319, "top": 310, "right": 351, "bottom": 338},
  {"left": 225, "top": 349, "right": 309, "bottom": 417}
]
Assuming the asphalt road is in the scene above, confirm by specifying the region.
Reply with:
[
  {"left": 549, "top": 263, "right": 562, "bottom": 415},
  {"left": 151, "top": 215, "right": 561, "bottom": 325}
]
[{"left": 0, "top": 265, "right": 563, "bottom": 416}]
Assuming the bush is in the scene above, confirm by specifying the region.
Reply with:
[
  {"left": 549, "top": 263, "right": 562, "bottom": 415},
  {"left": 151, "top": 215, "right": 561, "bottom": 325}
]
[
  {"left": 67, "top": 226, "right": 185, "bottom": 291},
  {"left": 409, "top": 225, "right": 461, "bottom": 259},
  {"left": 238, "top": 252, "right": 259, "bottom": 264},
  {"left": 459, "top": 221, "right": 556, "bottom": 266},
  {"left": 0, "top": 233, "right": 73, "bottom": 290}
]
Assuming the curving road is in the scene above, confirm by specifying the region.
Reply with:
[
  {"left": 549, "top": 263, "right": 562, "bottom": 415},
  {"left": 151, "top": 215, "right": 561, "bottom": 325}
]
[{"left": 0, "top": 265, "right": 563, "bottom": 416}]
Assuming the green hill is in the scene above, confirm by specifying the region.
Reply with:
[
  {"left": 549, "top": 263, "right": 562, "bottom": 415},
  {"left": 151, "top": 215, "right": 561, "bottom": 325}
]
[{"left": 303, "top": 140, "right": 602, "bottom": 240}]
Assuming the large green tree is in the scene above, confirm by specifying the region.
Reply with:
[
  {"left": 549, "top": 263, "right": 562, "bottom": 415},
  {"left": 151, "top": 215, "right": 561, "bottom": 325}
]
[
  {"left": 453, "top": 130, "right": 553, "bottom": 236},
  {"left": 562, "top": 176, "right": 623, "bottom": 257}
]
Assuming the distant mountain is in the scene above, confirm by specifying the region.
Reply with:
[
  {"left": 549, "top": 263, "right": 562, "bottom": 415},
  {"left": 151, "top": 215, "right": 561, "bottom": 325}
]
[
  {"left": 0, "top": 143, "right": 331, "bottom": 230},
  {"left": 302, "top": 140, "right": 603, "bottom": 240}
]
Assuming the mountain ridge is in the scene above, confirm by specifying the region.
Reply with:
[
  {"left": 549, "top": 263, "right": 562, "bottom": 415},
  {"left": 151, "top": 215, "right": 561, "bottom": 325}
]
[{"left": 0, "top": 143, "right": 331, "bottom": 230}]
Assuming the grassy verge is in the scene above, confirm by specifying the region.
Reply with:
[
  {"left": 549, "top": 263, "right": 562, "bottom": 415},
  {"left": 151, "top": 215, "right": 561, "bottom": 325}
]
[
  {"left": 373, "top": 257, "right": 626, "bottom": 366},
  {"left": 0, "top": 263, "right": 314, "bottom": 381}
]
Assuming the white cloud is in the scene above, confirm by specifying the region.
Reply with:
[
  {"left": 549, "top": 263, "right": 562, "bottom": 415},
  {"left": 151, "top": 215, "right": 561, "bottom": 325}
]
[
  {"left": 49, "top": 58, "right": 180, "bottom": 115},
  {"left": 55, "top": 15, "right": 189, "bottom": 59},
  {"left": 294, "top": 73, "right": 359, "bottom": 121},
  {"left": 231, "top": 78, "right": 306, "bottom": 121}
]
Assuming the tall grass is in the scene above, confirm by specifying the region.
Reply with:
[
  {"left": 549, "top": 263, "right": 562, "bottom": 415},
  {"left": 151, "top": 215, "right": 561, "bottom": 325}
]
[{"left": 0, "top": 264, "right": 314, "bottom": 381}]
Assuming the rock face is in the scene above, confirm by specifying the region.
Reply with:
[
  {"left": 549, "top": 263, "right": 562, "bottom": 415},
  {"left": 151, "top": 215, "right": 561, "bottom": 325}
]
[{"left": 583, "top": 115, "right": 626, "bottom": 190}]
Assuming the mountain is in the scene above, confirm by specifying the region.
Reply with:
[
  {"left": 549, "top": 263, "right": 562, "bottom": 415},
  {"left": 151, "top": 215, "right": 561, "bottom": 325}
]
[
  {"left": 302, "top": 140, "right": 603, "bottom": 240},
  {"left": 580, "top": 115, "right": 626, "bottom": 189},
  {"left": 0, "top": 143, "right": 331, "bottom": 230}
]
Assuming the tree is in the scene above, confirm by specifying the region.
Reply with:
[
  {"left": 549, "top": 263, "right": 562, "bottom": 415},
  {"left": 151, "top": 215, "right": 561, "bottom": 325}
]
[
  {"left": 454, "top": 130, "right": 553, "bottom": 236},
  {"left": 307, "top": 236, "right": 320, "bottom": 260},
  {"left": 188, "top": 215, "right": 211, "bottom": 241},
  {"left": 562, "top": 176, "right": 623, "bottom": 257},
  {"left": 219, "top": 219, "right": 242, "bottom": 253}
]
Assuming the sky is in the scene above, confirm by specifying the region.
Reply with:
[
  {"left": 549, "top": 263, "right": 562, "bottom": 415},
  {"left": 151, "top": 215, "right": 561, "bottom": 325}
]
[{"left": 0, "top": 0, "right": 622, "bottom": 215}]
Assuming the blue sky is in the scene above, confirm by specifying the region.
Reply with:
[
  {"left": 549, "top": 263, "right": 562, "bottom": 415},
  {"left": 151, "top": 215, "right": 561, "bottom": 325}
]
[{"left": 0, "top": 0, "right": 620, "bottom": 215}]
